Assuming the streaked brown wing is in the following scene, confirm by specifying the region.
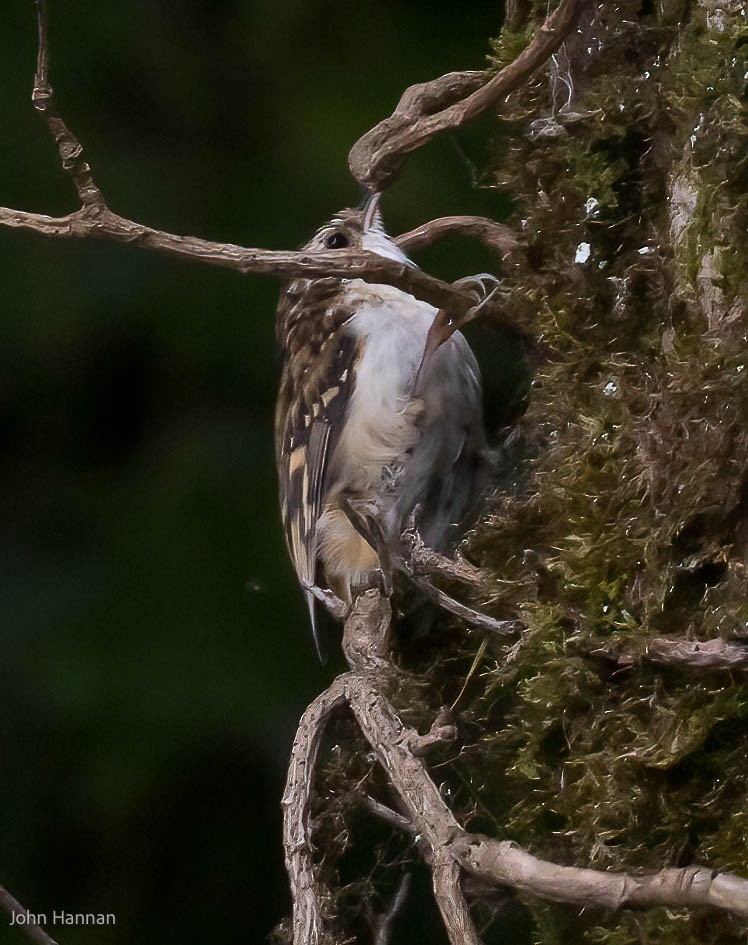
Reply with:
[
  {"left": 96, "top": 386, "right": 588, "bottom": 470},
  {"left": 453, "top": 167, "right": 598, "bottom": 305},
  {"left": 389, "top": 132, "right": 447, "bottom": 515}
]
[{"left": 275, "top": 323, "right": 358, "bottom": 645}]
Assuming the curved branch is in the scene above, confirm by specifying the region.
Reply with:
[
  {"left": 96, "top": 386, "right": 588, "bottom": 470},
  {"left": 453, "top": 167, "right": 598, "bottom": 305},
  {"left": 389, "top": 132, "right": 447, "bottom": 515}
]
[
  {"left": 0, "top": 2, "right": 518, "bottom": 326},
  {"left": 395, "top": 216, "right": 521, "bottom": 262},
  {"left": 285, "top": 587, "right": 748, "bottom": 942},
  {"left": 281, "top": 675, "right": 352, "bottom": 945},
  {"left": 348, "top": 0, "right": 584, "bottom": 191},
  {"left": 340, "top": 593, "right": 748, "bottom": 924}
]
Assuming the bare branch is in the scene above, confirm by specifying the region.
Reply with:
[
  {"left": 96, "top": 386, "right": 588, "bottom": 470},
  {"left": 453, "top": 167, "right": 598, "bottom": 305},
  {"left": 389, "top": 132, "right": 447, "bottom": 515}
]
[
  {"left": 397, "top": 506, "right": 521, "bottom": 636},
  {"left": 432, "top": 850, "right": 483, "bottom": 945},
  {"left": 348, "top": 0, "right": 585, "bottom": 191},
  {"left": 282, "top": 675, "right": 352, "bottom": 945},
  {"left": 361, "top": 796, "right": 414, "bottom": 834},
  {"left": 0, "top": 203, "right": 505, "bottom": 319},
  {"left": 409, "top": 574, "right": 522, "bottom": 636},
  {"left": 395, "top": 216, "right": 521, "bottom": 262},
  {"left": 335, "top": 592, "right": 748, "bottom": 925},
  {"left": 0, "top": 886, "right": 59, "bottom": 945},
  {"left": 397, "top": 71, "right": 488, "bottom": 115},
  {"left": 0, "top": 4, "right": 522, "bottom": 328},
  {"left": 454, "top": 837, "right": 748, "bottom": 917},
  {"left": 32, "top": 0, "right": 104, "bottom": 208},
  {"left": 341, "top": 589, "right": 395, "bottom": 673},
  {"left": 347, "top": 670, "right": 462, "bottom": 841}
]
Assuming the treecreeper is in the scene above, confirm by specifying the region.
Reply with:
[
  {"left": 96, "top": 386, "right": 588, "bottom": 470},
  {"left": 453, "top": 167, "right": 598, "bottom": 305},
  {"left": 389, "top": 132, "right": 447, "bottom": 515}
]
[{"left": 274, "top": 194, "right": 487, "bottom": 656}]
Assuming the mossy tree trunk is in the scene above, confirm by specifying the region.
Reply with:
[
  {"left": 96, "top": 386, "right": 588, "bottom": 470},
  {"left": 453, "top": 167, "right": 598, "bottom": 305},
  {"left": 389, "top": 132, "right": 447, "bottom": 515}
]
[
  {"left": 464, "top": 1, "right": 747, "bottom": 942},
  {"left": 307, "top": 3, "right": 747, "bottom": 944}
]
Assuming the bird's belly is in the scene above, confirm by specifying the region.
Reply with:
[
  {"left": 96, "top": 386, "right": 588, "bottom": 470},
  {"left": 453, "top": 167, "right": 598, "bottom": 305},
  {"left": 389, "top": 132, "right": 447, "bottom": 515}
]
[
  {"left": 329, "top": 285, "right": 467, "bottom": 537},
  {"left": 316, "top": 282, "right": 483, "bottom": 599},
  {"left": 333, "top": 291, "right": 432, "bottom": 487}
]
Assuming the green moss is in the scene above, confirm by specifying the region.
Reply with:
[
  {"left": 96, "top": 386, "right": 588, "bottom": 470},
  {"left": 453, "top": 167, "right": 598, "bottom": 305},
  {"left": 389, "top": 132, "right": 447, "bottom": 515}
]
[
  {"left": 488, "top": 25, "right": 533, "bottom": 70},
  {"left": 450, "top": 1, "right": 748, "bottom": 942}
]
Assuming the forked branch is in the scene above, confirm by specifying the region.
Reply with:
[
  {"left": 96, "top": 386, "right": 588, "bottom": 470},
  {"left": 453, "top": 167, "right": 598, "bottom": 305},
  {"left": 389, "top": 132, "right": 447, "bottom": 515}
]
[{"left": 284, "top": 590, "right": 748, "bottom": 944}]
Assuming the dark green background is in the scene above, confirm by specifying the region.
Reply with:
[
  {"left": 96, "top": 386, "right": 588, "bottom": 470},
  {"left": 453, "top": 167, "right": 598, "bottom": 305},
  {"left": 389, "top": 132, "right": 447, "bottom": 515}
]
[{"left": 0, "top": 2, "right": 510, "bottom": 942}]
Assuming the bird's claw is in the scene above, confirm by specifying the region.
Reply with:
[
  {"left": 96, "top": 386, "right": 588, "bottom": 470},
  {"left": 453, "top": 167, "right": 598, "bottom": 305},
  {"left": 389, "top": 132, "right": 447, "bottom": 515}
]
[{"left": 451, "top": 273, "right": 504, "bottom": 324}]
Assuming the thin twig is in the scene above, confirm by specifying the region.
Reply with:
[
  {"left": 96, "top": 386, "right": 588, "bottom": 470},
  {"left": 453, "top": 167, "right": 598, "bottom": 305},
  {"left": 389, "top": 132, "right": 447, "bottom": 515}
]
[
  {"left": 0, "top": 5, "right": 518, "bottom": 326},
  {"left": 409, "top": 574, "right": 522, "bottom": 636},
  {"left": 373, "top": 873, "right": 412, "bottom": 945},
  {"left": 0, "top": 204, "right": 505, "bottom": 320},
  {"left": 361, "top": 796, "right": 414, "bottom": 834},
  {"left": 0, "top": 886, "right": 59, "bottom": 945},
  {"left": 32, "top": 0, "right": 104, "bottom": 208},
  {"left": 453, "top": 836, "right": 748, "bottom": 917}
]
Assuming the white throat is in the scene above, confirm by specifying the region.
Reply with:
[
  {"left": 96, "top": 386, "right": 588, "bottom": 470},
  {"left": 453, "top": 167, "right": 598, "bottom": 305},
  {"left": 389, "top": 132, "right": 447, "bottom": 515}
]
[{"left": 361, "top": 228, "right": 414, "bottom": 266}]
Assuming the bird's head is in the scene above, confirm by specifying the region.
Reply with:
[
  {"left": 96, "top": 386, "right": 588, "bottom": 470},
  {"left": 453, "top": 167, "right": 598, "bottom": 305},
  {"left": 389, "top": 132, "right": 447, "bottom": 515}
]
[{"left": 303, "top": 193, "right": 414, "bottom": 266}]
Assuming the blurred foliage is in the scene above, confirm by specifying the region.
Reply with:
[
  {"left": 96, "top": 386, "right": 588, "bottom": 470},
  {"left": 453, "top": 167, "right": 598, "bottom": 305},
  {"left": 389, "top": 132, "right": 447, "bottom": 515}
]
[{"left": 0, "top": 2, "right": 511, "bottom": 944}]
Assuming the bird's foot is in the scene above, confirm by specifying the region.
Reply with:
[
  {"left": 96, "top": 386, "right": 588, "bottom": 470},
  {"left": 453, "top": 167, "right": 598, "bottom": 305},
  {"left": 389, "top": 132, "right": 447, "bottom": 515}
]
[
  {"left": 451, "top": 273, "right": 505, "bottom": 325},
  {"left": 400, "top": 517, "right": 487, "bottom": 587}
]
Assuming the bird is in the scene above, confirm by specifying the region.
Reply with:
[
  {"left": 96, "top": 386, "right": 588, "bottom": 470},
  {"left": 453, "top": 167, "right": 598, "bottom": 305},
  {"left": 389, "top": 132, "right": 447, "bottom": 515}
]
[{"left": 275, "top": 194, "right": 486, "bottom": 656}]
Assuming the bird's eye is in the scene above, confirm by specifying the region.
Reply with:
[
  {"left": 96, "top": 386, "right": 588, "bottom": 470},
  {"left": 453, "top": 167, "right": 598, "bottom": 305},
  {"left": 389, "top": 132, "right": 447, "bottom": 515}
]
[{"left": 324, "top": 231, "right": 349, "bottom": 249}]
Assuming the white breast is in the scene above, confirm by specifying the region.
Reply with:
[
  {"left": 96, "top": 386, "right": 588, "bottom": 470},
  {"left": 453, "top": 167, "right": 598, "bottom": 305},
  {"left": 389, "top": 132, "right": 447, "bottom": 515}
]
[
  {"left": 329, "top": 280, "right": 482, "bottom": 541},
  {"left": 315, "top": 277, "right": 484, "bottom": 602},
  {"left": 334, "top": 281, "right": 435, "bottom": 468}
]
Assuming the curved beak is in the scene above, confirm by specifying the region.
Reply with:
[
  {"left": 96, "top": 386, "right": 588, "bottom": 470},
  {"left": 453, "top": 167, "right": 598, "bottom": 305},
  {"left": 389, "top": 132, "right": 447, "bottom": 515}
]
[{"left": 360, "top": 192, "right": 382, "bottom": 233}]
